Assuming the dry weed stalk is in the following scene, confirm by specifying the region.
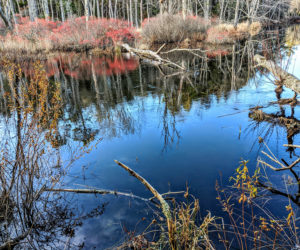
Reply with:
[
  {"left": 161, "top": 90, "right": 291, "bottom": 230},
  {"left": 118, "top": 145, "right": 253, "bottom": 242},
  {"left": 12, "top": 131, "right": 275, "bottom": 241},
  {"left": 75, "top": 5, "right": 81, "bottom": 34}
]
[{"left": 114, "top": 160, "right": 216, "bottom": 249}]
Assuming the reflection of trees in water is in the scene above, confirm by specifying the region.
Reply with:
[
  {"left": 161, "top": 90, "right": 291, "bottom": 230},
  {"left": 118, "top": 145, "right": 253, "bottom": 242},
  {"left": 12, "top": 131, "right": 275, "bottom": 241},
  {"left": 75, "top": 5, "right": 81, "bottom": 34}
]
[
  {"left": 247, "top": 33, "right": 300, "bottom": 206},
  {"left": 0, "top": 36, "right": 290, "bottom": 247},
  {"left": 0, "top": 41, "right": 259, "bottom": 150},
  {"left": 0, "top": 60, "right": 106, "bottom": 248},
  {"left": 247, "top": 87, "right": 300, "bottom": 206}
]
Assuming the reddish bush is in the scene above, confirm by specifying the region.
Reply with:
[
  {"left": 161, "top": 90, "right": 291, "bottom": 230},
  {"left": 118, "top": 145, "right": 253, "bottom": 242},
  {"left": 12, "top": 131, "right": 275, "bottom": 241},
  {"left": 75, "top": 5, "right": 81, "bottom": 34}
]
[
  {"left": 47, "top": 54, "right": 139, "bottom": 78},
  {"left": 0, "top": 17, "right": 137, "bottom": 52},
  {"left": 206, "top": 24, "right": 236, "bottom": 44},
  {"left": 205, "top": 22, "right": 261, "bottom": 44},
  {"left": 206, "top": 49, "right": 229, "bottom": 58}
]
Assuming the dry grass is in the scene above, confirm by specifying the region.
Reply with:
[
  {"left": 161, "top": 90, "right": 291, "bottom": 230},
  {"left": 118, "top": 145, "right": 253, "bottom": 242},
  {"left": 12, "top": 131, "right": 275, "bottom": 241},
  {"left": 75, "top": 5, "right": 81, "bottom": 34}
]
[
  {"left": 286, "top": 25, "right": 300, "bottom": 47},
  {"left": 249, "top": 21, "right": 262, "bottom": 36},
  {"left": 114, "top": 161, "right": 217, "bottom": 249},
  {"left": 206, "top": 21, "right": 261, "bottom": 44},
  {"left": 206, "top": 23, "right": 237, "bottom": 44},
  {"left": 290, "top": 0, "right": 300, "bottom": 14},
  {"left": 141, "top": 13, "right": 208, "bottom": 45},
  {"left": 153, "top": 198, "right": 216, "bottom": 249}
]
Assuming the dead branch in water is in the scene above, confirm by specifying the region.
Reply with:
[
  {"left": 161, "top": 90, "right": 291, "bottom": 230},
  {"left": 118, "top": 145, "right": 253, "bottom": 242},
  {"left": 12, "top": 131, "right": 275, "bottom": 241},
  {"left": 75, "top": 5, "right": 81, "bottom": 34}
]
[
  {"left": 114, "top": 160, "right": 177, "bottom": 250},
  {"left": 254, "top": 54, "right": 300, "bottom": 94},
  {"left": 46, "top": 188, "right": 184, "bottom": 205},
  {"left": 249, "top": 109, "right": 300, "bottom": 139},
  {"left": 121, "top": 43, "right": 186, "bottom": 71},
  {"left": 46, "top": 188, "right": 150, "bottom": 202}
]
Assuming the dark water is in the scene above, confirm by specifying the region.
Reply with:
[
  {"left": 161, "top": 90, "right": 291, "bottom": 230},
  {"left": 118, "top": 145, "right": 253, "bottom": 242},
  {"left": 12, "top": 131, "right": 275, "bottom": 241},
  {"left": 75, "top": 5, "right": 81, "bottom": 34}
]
[{"left": 1, "top": 26, "right": 300, "bottom": 249}]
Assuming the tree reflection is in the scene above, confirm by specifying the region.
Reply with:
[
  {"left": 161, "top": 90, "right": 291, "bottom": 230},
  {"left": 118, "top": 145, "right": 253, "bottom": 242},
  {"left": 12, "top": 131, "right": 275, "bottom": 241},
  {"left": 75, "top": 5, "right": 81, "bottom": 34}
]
[
  {"left": 247, "top": 30, "right": 300, "bottom": 206},
  {"left": 0, "top": 59, "right": 105, "bottom": 248},
  {"left": 0, "top": 34, "right": 290, "bottom": 247},
  {"left": 0, "top": 39, "right": 260, "bottom": 152}
]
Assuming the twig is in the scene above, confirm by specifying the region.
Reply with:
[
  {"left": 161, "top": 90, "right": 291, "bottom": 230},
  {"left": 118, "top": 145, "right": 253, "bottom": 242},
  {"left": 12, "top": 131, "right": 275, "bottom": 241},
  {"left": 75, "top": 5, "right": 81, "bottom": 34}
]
[
  {"left": 0, "top": 231, "right": 30, "bottom": 250},
  {"left": 254, "top": 54, "right": 300, "bottom": 94},
  {"left": 156, "top": 43, "right": 166, "bottom": 54},
  {"left": 45, "top": 188, "right": 150, "bottom": 202},
  {"left": 257, "top": 181, "right": 299, "bottom": 205}
]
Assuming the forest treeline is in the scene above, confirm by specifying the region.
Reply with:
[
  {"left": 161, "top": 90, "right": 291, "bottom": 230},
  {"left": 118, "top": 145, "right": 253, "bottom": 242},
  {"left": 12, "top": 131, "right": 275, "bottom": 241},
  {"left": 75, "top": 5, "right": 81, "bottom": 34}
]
[{"left": 0, "top": 0, "right": 299, "bottom": 29}]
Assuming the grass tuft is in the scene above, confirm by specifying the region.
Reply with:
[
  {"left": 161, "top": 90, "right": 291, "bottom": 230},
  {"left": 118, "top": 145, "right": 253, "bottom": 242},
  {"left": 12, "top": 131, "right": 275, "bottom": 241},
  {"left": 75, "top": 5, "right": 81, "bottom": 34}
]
[{"left": 141, "top": 13, "right": 209, "bottom": 45}]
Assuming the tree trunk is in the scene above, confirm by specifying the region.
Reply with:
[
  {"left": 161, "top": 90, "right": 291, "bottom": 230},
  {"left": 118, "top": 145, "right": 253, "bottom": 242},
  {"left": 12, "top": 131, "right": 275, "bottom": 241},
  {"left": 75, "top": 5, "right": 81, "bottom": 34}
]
[
  {"left": 60, "top": 0, "right": 65, "bottom": 21},
  {"left": 28, "top": 0, "right": 37, "bottom": 21},
  {"left": 96, "top": 0, "right": 100, "bottom": 18},
  {"left": 0, "top": 5, "right": 10, "bottom": 28},
  {"left": 140, "top": 0, "right": 143, "bottom": 26},
  {"left": 219, "top": 0, "right": 225, "bottom": 21},
  {"left": 43, "top": 0, "right": 50, "bottom": 20},
  {"left": 85, "top": 0, "right": 89, "bottom": 21},
  {"left": 234, "top": 0, "right": 240, "bottom": 27},
  {"left": 66, "top": 0, "right": 72, "bottom": 19},
  {"left": 204, "top": 0, "right": 211, "bottom": 21},
  {"left": 182, "top": 0, "right": 187, "bottom": 19}
]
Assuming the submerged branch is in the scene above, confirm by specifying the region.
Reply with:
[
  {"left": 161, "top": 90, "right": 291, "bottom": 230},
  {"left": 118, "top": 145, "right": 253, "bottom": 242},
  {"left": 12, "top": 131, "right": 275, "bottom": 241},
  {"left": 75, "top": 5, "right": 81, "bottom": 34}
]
[
  {"left": 45, "top": 188, "right": 150, "bottom": 202},
  {"left": 46, "top": 188, "right": 184, "bottom": 204},
  {"left": 254, "top": 54, "right": 300, "bottom": 94}
]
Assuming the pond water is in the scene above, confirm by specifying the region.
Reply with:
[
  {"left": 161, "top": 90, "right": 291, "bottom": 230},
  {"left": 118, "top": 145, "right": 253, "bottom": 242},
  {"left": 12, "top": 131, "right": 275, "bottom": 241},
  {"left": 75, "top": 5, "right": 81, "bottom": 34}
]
[{"left": 1, "top": 25, "right": 300, "bottom": 249}]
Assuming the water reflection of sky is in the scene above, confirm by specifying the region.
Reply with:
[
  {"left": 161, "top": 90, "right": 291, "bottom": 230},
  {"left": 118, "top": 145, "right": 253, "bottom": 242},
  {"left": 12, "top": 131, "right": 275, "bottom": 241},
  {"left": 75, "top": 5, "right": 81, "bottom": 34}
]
[
  {"left": 286, "top": 44, "right": 300, "bottom": 78},
  {"left": 1, "top": 44, "right": 300, "bottom": 248},
  {"left": 63, "top": 65, "right": 298, "bottom": 247}
]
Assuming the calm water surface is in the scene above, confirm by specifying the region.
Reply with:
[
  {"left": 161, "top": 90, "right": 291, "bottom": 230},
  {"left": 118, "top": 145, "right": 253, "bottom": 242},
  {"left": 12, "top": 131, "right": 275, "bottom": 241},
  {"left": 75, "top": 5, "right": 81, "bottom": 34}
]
[{"left": 1, "top": 26, "right": 300, "bottom": 248}]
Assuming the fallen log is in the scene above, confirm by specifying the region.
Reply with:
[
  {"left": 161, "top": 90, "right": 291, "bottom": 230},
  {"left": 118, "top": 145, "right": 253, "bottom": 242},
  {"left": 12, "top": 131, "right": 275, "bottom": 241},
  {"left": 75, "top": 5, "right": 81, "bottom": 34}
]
[
  {"left": 254, "top": 54, "right": 300, "bottom": 94},
  {"left": 121, "top": 43, "right": 186, "bottom": 71}
]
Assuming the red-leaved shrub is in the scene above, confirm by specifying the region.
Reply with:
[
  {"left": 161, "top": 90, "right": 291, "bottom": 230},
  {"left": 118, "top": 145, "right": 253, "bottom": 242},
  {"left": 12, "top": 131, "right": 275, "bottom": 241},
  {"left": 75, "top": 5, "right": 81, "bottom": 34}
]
[{"left": 0, "top": 17, "right": 137, "bottom": 52}]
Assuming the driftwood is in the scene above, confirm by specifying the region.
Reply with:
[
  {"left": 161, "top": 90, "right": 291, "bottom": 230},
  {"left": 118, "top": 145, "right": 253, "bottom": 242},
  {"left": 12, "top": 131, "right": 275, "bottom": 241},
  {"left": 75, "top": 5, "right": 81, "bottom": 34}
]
[
  {"left": 114, "top": 160, "right": 176, "bottom": 249},
  {"left": 254, "top": 54, "right": 300, "bottom": 94},
  {"left": 249, "top": 109, "right": 300, "bottom": 138},
  {"left": 114, "top": 160, "right": 172, "bottom": 219},
  {"left": 121, "top": 44, "right": 186, "bottom": 71}
]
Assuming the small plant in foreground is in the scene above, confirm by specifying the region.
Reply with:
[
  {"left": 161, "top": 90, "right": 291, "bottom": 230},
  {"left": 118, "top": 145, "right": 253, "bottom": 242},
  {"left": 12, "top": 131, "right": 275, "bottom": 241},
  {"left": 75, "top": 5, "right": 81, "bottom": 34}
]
[{"left": 216, "top": 159, "right": 299, "bottom": 249}]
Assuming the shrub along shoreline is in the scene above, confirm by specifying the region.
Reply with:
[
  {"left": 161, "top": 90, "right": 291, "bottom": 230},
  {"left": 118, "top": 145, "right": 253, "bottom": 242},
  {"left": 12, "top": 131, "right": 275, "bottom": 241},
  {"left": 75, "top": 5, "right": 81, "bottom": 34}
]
[
  {"left": 0, "top": 13, "right": 278, "bottom": 56},
  {"left": 0, "top": 12, "right": 300, "bottom": 56}
]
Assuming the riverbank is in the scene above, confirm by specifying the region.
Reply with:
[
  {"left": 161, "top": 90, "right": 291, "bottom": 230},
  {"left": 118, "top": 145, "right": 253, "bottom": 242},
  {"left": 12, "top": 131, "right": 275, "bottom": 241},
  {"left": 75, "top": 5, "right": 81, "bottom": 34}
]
[
  {"left": 2, "top": 14, "right": 298, "bottom": 56},
  {"left": 2, "top": 12, "right": 300, "bottom": 58}
]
